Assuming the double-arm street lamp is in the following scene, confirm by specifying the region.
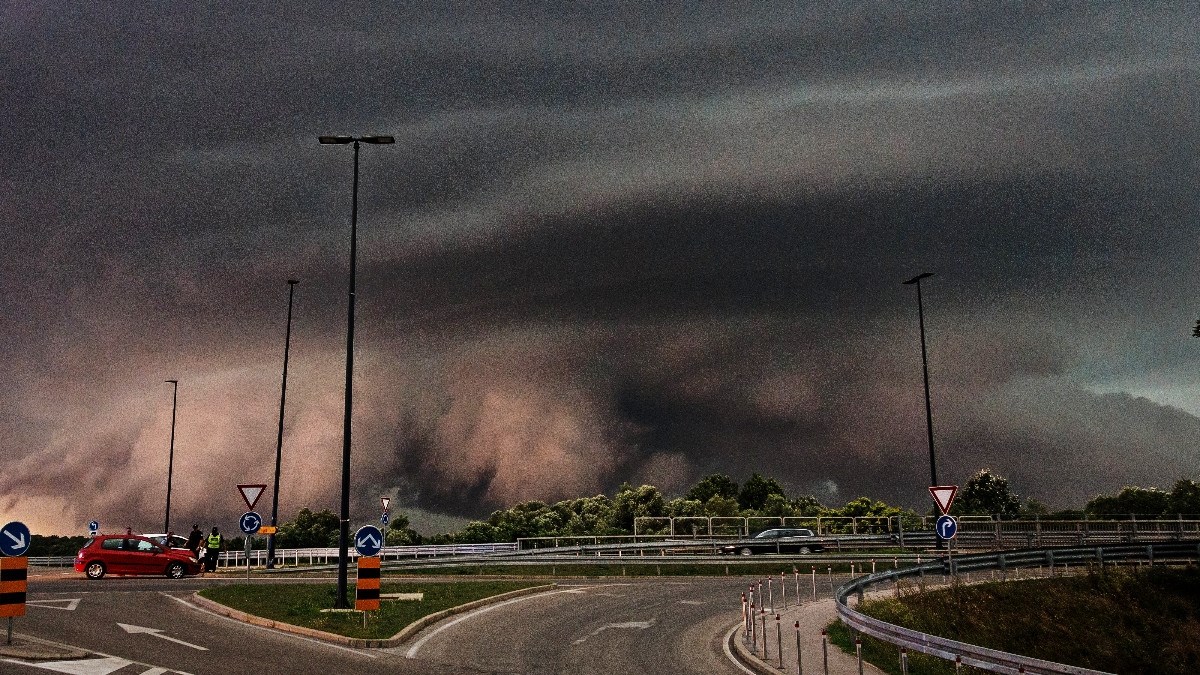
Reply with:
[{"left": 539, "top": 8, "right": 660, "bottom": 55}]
[
  {"left": 163, "top": 379, "right": 179, "bottom": 534},
  {"left": 318, "top": 134, "right": 394, "bottom": 608}
]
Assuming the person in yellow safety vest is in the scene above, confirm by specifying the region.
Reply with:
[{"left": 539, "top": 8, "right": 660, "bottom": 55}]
[{"left": 204, "top": 527, "right": 223, "bottom": 572}]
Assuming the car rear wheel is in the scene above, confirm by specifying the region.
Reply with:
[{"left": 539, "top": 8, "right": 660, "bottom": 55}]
[
  {"left": 165, "top": 562, "right": 185, "bottom": 579},
  {"left": 85, "top": 561, "right": 106, "bottom": 580},
  {"left": 798, "top": 545, "right": 812, "bottom": 554},
  {"left": 739, "top": 547, "right": 753, "bottom": 556}
]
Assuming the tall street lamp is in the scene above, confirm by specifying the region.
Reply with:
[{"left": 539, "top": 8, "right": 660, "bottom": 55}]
[
  {"left": 319, "top": 134, "right": 394, "bottom": 608},
  {"left": 267, "top": 279, "right": 299, "bottom": 569},
  {"left": 902, "top": 272, "right": 938, "bottom": 488},
  {"left": 163, "top": 379, "right": 179, "bottom": 534}
]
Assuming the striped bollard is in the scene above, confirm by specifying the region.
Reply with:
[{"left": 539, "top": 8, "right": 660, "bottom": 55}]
[
  {"left": 821, "top": 628, "right": 829, "bottom": 675},
  {"left": 795, "top": 620, "right": 803, "bottom": 675},
  {"left": 775, "top": 614, "right": 783, "bottom": 669},
  {"left": 856, "top": 636, "right": 864, "bottom": 675},
  {"left": 761, "top": 608, "right": 769, "bottom": 660},
  {"left": 781, "top": 571, "right": 787, "bottom": 609},
  {"left": 900, "top": 647, "right": 909, "bottom": 674}
]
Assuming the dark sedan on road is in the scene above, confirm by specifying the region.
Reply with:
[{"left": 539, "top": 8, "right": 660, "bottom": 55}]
[
  {"left": 720, "top": 528, "right": 824, "bottom": 555},
  {"left": 74, "top": 534, "right": 204, "bottom": 579}
]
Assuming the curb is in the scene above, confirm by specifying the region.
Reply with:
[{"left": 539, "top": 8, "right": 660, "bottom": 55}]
[
  {"left": 727, "top": 620, "right": 781, "bottom": 675},
  {"left": 190, "top": 583, "right": 557, "bottom": 648}
]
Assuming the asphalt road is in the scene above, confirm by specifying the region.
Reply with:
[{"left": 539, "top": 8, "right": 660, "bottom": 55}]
[
  {"left": 397, "top": 577, "right": 753, "bottom": 675},
  {"left": 7, "top": 571, "right": 755, "bottom": 674}
]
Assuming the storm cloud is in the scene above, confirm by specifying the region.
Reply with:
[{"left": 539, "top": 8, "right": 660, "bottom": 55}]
[{"left": 1, "top": 2, "right": 1197, "bottom": 534}]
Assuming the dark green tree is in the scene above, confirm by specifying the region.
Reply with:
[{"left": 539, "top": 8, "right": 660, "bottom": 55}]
[
  {"left": 737, "top": 473, "right": 785, "bottom": 511},
  {"left": 609, "top": 484, "right": 666, "bottom": 532},
  {"left": 1167, "top": 479, "right": 1200, "bottom": 515},
  {"left": 1085, "top": 486, "right": 1170, "bottom": 517},
  {"left": 952, "top": 469, "right": 1022, "bottom": 518},
  {"left": 275, "top": 508, "right": 340, "bottom": 548},
  {"left": 686, "top": 473, "right": 739, "bottom": 503}
]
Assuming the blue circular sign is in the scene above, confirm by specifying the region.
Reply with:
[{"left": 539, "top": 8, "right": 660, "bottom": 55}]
[
  {"left": 0, "top": 521, "right": 31, "bottom": 557},
  {"left": 239, "top": 511, "right": 262, "bottom": 535},
  {"left": 354, "top": 525, "right": 383, "bottom": 556},
  {"left": 88, "top": 520, "right": 100, "bottom": 534},
  {"left": 380, "top": 512, "right": 390, "bottom": 527},
  {"left": 935, "top": 514, "right": 958, "bottom": 539}
]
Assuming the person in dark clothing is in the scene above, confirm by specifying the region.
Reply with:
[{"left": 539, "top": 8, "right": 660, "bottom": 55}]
[
  {"left": 205, "top": 527, "right": 223, "bottom": 572},
  {"left": 186, "top": 524, "right": 203, "bottom": 556}
]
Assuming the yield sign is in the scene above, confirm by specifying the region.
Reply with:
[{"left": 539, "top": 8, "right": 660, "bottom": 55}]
[
  {"left": 381, "top": 496, "right": 391, "bottom": 512},
  {"left": 237, "top": 484, "right": 267, "bottom": 511},
  {"left": 929, "top": 485, "right": 959, "bottom": 515}
]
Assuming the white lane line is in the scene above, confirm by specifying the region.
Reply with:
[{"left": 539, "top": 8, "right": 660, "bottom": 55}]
[
  {"left": 405, "top": 585, "right": 620, "bottom": 659},
  {"left": 138, "top": 668, "right": 168, "bottom": 675},
  {"left": 159, "top": 592, "right": 378, "bottom": 659},
  {"left": 722, "top": 624, "right": 758, "bottom": 675},
  {"left": 678, "top": 600, "right": 705, "bottom": 605}
]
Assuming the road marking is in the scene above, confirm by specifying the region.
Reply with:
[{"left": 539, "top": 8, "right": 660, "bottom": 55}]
[
  {"left": 406, "top": 585, "right": 621, "bottom": 658},
  {"left": 3, "top": 655, "right": 132, "bottom": 674},
  {"left": 27, "top": 598, "right": 81, "bottom": 611},
  {"left": 139, "top": 669, "right": 168, "bottom": 675},
  {"left": 117, "top": 623, "right": 208, "bottom": 651},
  {"left": 571, "top": 618, "right": 655, "bottom": 645},
  {"left": 678, "top": 600, "right": 704, "bottom": 605}
]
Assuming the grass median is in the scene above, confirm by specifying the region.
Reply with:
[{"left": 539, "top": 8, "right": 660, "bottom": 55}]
[{"left": 199, "top": 580, "right": 544, "bottom": 640}]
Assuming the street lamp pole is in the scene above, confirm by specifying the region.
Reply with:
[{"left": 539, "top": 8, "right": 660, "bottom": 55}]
[
  {"left": 267, "top": 279, "right": 299, "bottom": 570},
  {"left": 319, "top": 134, "right": 394, "bottom": 608},
  {"left": 163, "top": 379, "right": 179, "bottom": 534},
  {"left": 902, "top": 272, "right": 937, "bottom": 488}
]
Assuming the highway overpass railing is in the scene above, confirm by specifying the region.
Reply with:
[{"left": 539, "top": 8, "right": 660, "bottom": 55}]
[{"left": 834, "top": 541, "right": 1200, "bottom": 674}]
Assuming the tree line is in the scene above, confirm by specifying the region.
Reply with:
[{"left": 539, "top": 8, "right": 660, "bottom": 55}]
[{"left": 24, "top": 471, "right": 1200, "bottom": 554}]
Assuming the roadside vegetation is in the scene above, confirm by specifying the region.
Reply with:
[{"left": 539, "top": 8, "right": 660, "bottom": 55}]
[
  {"left": 829, "top": 565, "right": 1200, "bottom": 674},
  {"left": 198, "top": 580, "right": 543, "bottom": 640},
  {"left": 32, "top": 471, "right": 1200, "bottom": 554}
]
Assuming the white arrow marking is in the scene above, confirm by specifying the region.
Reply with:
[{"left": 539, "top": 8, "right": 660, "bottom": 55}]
[
  {"left": 571, "top": 618, "right": 656, "bottom": 645},
  {"left": 357, "top": 533, "right": 380, "bottom": 549},
  {"left": 3, "top": 529, "right": 26, "bottom": 550},
  {"left": 117, "top": 623, "right": 208, "bottom": 651}
]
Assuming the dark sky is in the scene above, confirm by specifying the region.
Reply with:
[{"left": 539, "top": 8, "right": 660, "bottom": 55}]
[{"left": 2, "top": 2, "right": 1198, "bottom": 535}]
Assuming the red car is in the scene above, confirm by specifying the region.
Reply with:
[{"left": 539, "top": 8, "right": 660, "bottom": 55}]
[{"left": 74, "top": 534, "right": 203, "bottom": 579}]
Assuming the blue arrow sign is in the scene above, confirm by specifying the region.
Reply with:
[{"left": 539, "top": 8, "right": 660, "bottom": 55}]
[
  {"left": 935, "top": 514, "right": 958, "bottom": 539},
  {"left": 239, "top": 511, "right": 262, "bottom": 535},
  {"left": 355, "top": 525, "right": 383, "bottom": 556},
  {"left": 0, "top": 521, "right": 31, "bottom": 556},
  {"left": 380, "top": 512, "right": 390, "bottom": 527},
  {"left": 88, "top": 520, "right": 100, "bottom": 534}
]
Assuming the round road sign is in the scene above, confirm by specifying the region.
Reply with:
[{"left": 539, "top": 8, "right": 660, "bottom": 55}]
[
  {"left": 0, "top": 521, "right": 31, "bottom": 557},
  {"left": 355, "top": 525, "right": 383, "bottom": 556},
  {"left": 935, "top": 514, "right": 958, "bottom": 539},
  {"left": 239, "top": 511, "right": 262, "bottom": 535}
]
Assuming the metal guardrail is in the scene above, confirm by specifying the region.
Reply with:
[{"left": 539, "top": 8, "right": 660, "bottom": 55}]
[{"left": 835, "top": 541, "right": 1200, "bottom": 674}]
